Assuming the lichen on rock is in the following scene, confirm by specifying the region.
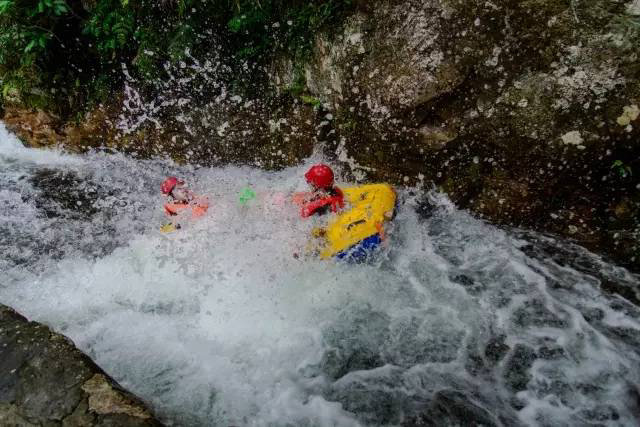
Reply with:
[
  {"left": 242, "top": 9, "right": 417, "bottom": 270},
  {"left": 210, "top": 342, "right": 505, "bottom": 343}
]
[
  {"left": 82, "top": 374, "right": 152, "bottom": 419},
  {"left": 617, "top": 104, "right": 639, "bottom": 126}
]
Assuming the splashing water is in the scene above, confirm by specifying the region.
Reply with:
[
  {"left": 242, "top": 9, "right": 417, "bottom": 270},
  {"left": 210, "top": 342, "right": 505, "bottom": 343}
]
[{"left": 1, "top": 124, "right": 640, "bottom": 426}]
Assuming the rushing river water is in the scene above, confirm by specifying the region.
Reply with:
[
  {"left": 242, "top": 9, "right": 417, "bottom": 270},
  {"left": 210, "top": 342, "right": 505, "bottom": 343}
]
[{"left": 2, "top": 123, "right": 640, "bottom": 426}]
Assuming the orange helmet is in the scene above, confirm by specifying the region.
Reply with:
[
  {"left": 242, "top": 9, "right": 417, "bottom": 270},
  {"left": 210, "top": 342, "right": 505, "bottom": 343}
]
[{"left": 305, "top": 164, "right": 334, "bottom": 189}]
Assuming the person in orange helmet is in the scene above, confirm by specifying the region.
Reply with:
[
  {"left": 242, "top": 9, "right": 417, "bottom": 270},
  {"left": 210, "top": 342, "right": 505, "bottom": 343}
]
[{"left": 296, "top": 164, "right": 344, "bottom": 218}]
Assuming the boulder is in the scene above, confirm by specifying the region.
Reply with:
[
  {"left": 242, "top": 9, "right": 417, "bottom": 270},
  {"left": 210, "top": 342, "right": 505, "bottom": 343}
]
[{"left": 0, "top": 304, "right": 163, "bottom": 426}]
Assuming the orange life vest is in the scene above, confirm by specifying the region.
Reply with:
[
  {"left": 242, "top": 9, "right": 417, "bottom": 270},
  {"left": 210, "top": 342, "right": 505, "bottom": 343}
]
[{"left": 164, "top": 196, "right": 209, "bottom": 218}]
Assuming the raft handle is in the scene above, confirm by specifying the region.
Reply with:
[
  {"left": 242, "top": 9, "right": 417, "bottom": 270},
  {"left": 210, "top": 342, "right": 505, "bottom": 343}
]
[{"left": 347, "top": 219, "right": 367, "bottom": 230}]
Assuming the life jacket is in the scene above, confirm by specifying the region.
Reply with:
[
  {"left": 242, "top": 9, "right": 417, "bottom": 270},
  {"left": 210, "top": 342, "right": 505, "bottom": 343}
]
[
  {"left": 300, "top": 187, "right": 344, "bottom": 218},
  {"left": 164, "top": 196, "right": 209, "bottom": 218}
]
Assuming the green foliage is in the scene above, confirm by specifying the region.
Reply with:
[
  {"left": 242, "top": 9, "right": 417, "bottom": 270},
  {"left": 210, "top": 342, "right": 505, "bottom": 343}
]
[
  {"left": 300, "top": 95, "right": 322, "bottom": 108},
  {"left": 83, "top": 0, "right": 134, "bottom": 56},
  {"left": 0, "top": 0, "right": 73, "bottom": 110},
  {"left": 228, "top": 0, "right": 353, "bottom": 62},
  {"left": 286, "top": 66, "right": 307, "bottom": 97},
  {"left": 611, "top": 160, "right": 633, "bottom": 179},
  {"left": 0, "top": 0, "right": 354, "bottom": 114},
  {"left": 0, "top": 0, "right": 69, "bottom": 61}
]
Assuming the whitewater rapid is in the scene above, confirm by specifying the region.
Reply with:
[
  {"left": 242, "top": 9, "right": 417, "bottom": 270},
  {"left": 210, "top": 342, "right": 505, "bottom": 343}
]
[{"left": 2, "top": 124, "right": 640, "bottom": 426}]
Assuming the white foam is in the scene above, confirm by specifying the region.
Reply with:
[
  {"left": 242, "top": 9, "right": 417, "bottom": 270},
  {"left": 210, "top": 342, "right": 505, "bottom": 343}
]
[
  {"left": 0, "top": 123, "right": 84, "bottom": 166},
  {"left": 1, "top": 125, "right": 640, "bottom": 426}
]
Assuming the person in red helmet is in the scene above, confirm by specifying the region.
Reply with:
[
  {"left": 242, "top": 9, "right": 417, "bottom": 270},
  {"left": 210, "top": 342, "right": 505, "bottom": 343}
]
[
  {"left": 160, "top": 177, "right": 208, "bottom": 231},
  {"left": 295, "top": 164, "right": 344, "bottom": 218},
  {"left": 161, "top": 176, "right": 195, "bottom": 213}
]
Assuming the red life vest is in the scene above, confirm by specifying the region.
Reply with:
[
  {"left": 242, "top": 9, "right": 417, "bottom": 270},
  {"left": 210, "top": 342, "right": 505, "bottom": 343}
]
[{"left": 300, "top": 188, "right": 344, "bottom": 218}]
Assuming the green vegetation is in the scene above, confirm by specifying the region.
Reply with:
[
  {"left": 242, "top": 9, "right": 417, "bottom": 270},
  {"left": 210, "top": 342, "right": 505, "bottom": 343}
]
[
  {"left": 611, "top": 160, "right": 633, "bottom": 179},
  {"left": 300, "top": 94, "right": 322, "bottom": 108},
  {"left": 227, "top": 0, "right": 352, "bottom": 61},
  {"left": 0, "top": 0, "right": 353, "bottom": 116}
]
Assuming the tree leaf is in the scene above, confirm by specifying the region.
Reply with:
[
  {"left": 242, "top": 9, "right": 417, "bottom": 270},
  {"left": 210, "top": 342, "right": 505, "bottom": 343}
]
[
  {"left": 54, "top": 0, "right": 69, "bottom": 15},
  {"left": 24, "top": 39, "right": 36, "bottom": 53},
  {"left": 0, "top": 0, "right": 13, "bottom": 14}
]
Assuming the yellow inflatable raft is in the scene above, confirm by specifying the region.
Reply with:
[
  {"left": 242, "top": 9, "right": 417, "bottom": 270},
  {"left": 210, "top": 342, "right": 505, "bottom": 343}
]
[{"left": 320, "top": 183, "right": 396, "bottom": 260}]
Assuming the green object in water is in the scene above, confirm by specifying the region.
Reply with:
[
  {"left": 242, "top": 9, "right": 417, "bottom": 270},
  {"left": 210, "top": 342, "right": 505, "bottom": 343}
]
[{"left": 238, "top": 187, "right": 257, "bottom": 205}]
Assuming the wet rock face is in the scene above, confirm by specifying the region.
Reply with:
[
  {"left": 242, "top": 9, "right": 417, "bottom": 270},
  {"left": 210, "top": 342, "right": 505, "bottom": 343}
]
[
  {"left": 2, "top": 106, "right": 117, "bottom": 153},
  {"left": 294, "top": 0, "right": 640, "bottom": 271},
  {"left": 0, "top": 304, "right": 163, "bottom": 426},
  {"left": 303, "top": 1, "right": 475, "bottom": 115}
]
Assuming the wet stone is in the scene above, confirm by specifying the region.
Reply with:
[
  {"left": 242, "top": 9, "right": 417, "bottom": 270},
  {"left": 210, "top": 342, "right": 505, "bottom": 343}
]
[
  {"left": 0, "top": 403, "right": 37, "bottom": 426},
  {"left": 330, "top": 386, "right": 410, "bottom": 425},
  {"left": 577, "top": 404, "right": 620, "bottom": 423},
  {"left": 600, "top": 278, "right": 640, "bottom": 306},
  {"left": 327, "top": 367, "right": 427, "bottom": 426},
  {"left": 463, "top": 352, "right": 487, "bottom": 377},
  {"left": 605, "top": 326, "right": 640, "bottom": 349},
  {"left": 320, "top": 348, "right": 385, "bottom": 381},
  {"left": 607, "top": 290, "right": 640, "bottom": 317},
  {"left": 580, "top": 306, "right": 605, "bottom": 323},
  {"left": 0, "top": 304, "right": 163, "bottom": 426}
]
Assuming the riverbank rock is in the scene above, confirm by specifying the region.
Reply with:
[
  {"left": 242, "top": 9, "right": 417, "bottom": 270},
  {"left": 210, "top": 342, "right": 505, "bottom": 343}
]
[
  {"left": 2, "top": 107, "right": 117, "bottom": 152},
  {"left": 0, "top": 304, "right": 163, "bottom": 426}
]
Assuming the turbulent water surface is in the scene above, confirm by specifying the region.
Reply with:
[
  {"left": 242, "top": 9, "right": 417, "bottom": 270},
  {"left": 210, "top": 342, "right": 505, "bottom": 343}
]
[{"left": 2, "top": 124, "right": 640, "bottom": 426}]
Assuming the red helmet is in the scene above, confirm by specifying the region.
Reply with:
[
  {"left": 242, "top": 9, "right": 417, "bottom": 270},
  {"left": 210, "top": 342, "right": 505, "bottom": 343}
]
[
  {"left": 161, "top": 176, "right": 180, "bottom": 195},
  {"left": 305, "top": 164, "right": 334, "bottom": 189}
]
